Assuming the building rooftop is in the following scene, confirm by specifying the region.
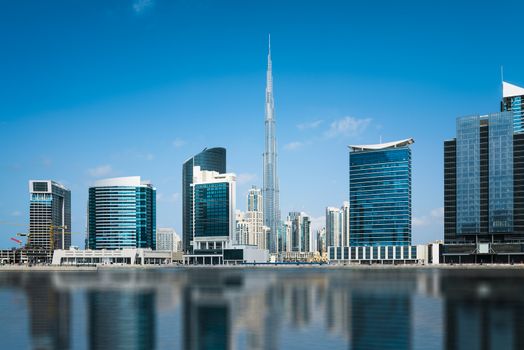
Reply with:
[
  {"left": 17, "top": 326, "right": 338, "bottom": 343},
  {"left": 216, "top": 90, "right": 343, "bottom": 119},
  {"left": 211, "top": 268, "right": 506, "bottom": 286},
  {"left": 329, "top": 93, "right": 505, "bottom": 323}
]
[
  {"left": 93, "top": 176, "right": 151, "bottom": 187},
  {"left": 503, "top": 81, "right": 524, "bottom": 98},
  {"left": 348, "top": 138, "right": 414, "bottom": 151}
]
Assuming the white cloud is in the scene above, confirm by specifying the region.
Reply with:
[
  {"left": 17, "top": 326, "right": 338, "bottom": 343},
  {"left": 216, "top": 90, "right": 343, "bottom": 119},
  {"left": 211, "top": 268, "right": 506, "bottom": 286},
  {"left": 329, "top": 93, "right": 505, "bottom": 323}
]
[
  {"left": 325, "top": 116, "right": 371, "bottom": 138},
  {"left": 133, "top": 0, "right": 153, "bottom": 13},
  {"left": 237, "top": 173, "right": 257, "bottom": 185},
  {"left": 172, "top": 138, "right": 186, "bottom": 148},
  {"left": 297, "top": 120, "right": 323, "bottom": 130},
  {"left": 284, "top": 141, "right": 304, "bottom": 151},
  {"left": 413, "top": 207, "right": 444, "bottom": 228},
  {"left": 88, "top": 164, "right": 113, "bottom": 178}
]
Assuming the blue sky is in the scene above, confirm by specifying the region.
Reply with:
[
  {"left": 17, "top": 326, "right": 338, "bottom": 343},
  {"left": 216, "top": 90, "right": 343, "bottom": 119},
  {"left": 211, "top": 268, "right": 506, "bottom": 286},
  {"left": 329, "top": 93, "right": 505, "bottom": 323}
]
[{"left": 1, "top": 0, "right": 524, "bottom": 247}]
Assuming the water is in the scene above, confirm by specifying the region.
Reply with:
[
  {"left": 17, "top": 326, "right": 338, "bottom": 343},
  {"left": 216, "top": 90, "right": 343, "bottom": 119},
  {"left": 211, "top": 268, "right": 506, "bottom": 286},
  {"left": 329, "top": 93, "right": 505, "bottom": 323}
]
[{"left": 0, "top": 267, "right": 522, "bottom": 350}]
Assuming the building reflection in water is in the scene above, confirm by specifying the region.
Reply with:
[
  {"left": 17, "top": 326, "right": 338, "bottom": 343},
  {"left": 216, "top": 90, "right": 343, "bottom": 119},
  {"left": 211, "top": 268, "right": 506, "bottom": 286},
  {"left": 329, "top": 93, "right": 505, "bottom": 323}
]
[
  {"left": 441, "top": 270, "right": 524, "bottom": 350},
  {"left": 3, "top": 268, "right": 524, "bottom": 349}
]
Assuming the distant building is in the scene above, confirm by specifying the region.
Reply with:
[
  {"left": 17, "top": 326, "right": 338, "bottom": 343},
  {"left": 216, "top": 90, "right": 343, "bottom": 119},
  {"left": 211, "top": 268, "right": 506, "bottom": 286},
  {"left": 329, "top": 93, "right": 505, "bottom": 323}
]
[
  {"left": 88, "top": 176, "right": 156, "bottom": 250},
  {"left": 326, "top": 207, "right": 342, "bottom": 248},
  {"left": 282, "top": 219, "right": 292, "bottom": 252},
  {"left": 316, "top": 227, "right": 326, "bottom": 254},
  {"left": 246, "top": 186, "right": 264, "bottom": 248},
  {"left": 28, "top": 180, "right": 71, "bottom": 251},
  {"left": 288, "top": 212, "right": 312, "bottom": 253},
  {"left": 182, "top": 147, "right": 226, "bottom": 254},
  {"left": 349, "top": 139, "right": 414, "bottom": 246},
  {"left": 443, "top": 112, "right": 524, "bottom": 263},
  {"left": 156, "top": 228, "right": 181, "bottom": 252},
  {"left": 235, "top": 210, "right": 250, "bottom": 245},
  {"left": 502, "top": 81, "right": 524, "bottom": 133}
]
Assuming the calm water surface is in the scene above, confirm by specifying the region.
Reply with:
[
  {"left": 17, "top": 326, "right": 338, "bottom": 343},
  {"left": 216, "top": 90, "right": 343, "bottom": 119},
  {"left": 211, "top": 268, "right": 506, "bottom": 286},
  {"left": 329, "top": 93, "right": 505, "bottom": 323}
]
[{"left": 0, "top": 267, "right": 522, "bottom": 350}]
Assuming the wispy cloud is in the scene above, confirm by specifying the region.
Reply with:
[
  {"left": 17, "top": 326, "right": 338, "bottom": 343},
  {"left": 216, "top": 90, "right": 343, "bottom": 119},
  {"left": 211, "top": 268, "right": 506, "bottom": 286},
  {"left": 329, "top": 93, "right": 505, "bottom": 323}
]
[
  {"left": 10, "top": 211, "right": 21, "bottom": 217},
  {"left": 284, "top": 141, "right": 304, "bottom": 151},
  {"left": 297, "top": 120, "right": 323, "bottom": 130},
  {"left": 237, "top": 173, "right": 257, "bottom": 185},
  {"left": 172, "top": 138, "right": 186, "bottom": 148},
  {"left": 137, "top": 153, "right": 155, "bottom": 161},
  {"left": 88, "top": 164, "right": 113, "bottom": 178},
  {"left": 413, "top": 207, "right": 444, "bottom": 228},
  {"left": 133, "top": 0, "right": 153, "bottom": 13},
  {"left": 325, "top": 116, "right": 371, "bottom": 138}
]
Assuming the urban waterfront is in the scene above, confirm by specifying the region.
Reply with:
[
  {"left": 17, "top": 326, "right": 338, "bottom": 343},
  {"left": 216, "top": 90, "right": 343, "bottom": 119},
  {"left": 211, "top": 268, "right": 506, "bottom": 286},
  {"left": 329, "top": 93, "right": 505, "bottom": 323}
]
[{"left": 0, "top": 267, "right": 523, "bottom": 350}]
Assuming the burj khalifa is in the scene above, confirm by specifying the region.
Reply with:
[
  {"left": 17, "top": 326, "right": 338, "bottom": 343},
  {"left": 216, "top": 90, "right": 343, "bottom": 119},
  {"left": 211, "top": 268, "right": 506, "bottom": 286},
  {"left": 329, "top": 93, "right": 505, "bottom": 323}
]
[{"left": 263, "top": 35, "right": 281, "bottom": 254}]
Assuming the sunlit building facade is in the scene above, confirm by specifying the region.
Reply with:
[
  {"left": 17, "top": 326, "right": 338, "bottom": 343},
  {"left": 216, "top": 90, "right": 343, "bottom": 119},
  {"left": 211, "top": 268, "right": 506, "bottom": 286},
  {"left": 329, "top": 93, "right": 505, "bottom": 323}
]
[{"left": 349, "top": 139, "right": 413, "bottom": 247}]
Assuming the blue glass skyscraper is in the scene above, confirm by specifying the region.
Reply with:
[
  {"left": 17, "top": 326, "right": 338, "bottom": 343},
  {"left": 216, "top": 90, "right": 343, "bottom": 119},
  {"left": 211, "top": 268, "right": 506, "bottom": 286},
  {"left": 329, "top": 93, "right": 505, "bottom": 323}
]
[
  {"left": 88, "top": 176, "right": 156, "bottom": 250},
  {"left": 502, "top": 81, "right": 524, "bottom": 133},
  {"left": 349, "top": 139, "right": 414, "bottom": 247},
  {"left": 182, "top": 147, "right": 226, "bottom": 253}
]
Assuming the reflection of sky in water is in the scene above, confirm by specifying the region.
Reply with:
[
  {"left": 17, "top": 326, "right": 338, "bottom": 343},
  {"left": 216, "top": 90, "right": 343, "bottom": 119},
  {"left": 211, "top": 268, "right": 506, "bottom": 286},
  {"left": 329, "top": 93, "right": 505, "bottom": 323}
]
[{"left": 0, "top": 268, "right": 523, "bottom": 349}]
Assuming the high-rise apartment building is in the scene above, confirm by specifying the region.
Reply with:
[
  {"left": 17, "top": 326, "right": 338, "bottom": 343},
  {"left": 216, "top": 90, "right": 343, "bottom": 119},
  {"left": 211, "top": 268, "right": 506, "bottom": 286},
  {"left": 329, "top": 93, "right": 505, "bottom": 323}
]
[
  {"left": 182, "top": 147, "right": 226, "bottom": 254},
  {"left": 246, "top": 186, "right": 264, "bottom": 248},
  {"left": 502, "top": 81, "right": 524, "bottom": 133},
  {"left": 191, "top": 166, "right": 236, "bottom": 257},
  {"left": 235, "top": 210, "right": 249, "bottom": 245},
  {"left": 326, "top": 207, "right": 342, "bottom": 248},
  {"left": 288, "top": 212, "right": 311, "bottom": 252},
  {"left": 28, "top": 180, "right": 71, "bottom": 251},
  {"left": 349, "top": 139, "right": 414, "bottom": 247},
  {"left": 88, "top": 176, "right": 156, "bottom": 250},
  {"left": 263, "top": 36, "right": 281, "bottom": 254}
]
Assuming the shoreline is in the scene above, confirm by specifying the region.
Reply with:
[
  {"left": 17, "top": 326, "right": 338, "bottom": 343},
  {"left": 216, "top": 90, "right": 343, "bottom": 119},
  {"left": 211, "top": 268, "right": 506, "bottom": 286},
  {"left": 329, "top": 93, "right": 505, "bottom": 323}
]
[{"left": 1, "top": 263, "right": 524, "bottom": 271}]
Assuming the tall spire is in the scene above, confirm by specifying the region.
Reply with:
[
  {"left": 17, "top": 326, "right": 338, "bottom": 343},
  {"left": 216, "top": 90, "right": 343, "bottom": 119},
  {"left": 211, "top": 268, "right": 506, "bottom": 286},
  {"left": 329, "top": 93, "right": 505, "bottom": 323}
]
[{"left": 263, "top": 34, "right": 280, "bottom": 255}]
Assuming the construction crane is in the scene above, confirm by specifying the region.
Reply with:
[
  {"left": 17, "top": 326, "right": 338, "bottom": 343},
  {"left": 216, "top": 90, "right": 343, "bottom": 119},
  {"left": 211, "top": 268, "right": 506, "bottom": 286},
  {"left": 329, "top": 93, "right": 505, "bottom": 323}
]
[
  {"left": 10, "top": 237, "right": 23, "bottom": 247},
  {"left": 2, "top": 220, "right": 81, "bottom": 251}
]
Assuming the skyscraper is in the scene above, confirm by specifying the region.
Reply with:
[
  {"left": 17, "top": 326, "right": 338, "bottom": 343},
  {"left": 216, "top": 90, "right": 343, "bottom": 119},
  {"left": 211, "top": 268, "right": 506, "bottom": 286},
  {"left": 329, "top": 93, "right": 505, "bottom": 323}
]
[
  {"left": 349, "top": 139, "right": 414, "bottom": 247},
  {"left": 288, "top": 212, "right": 312, "bottom": 252},
  {"left": 263, "top": 35, "right": 281, "bottom": 254},
  {"left": 182, "top": 147, "right": 226, "bottom": 254},
  {"left": 28, "top": 180, "right": 71, "bottom": 251},
  {"left": 502, "top": 81, "right": 524, "bottom": 133},
  {"left": 88, "top": 176, "right": 156, "bottom": 250},
  {"left": 326, "top": 202, "right": 350, "bottom": 249},
  {"left": 191, "top": 166, "right": 236, "bottom": 260}
]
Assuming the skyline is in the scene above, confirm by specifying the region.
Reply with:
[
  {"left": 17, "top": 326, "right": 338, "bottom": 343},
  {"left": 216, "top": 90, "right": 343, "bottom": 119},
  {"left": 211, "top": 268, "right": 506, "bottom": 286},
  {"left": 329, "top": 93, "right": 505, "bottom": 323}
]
[{"left": 2, "top": 1, "right": 524, "bottom": 248}]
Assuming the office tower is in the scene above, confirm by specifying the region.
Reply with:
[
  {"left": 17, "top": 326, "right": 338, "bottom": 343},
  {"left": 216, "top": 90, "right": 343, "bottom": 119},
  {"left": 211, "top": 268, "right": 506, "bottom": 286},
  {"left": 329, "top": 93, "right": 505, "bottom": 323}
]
[
  {"left": 156, "top": 227, "right": 181, "bottom": 252},
  {"left": 502, "top": 81, "right": 524, "bottom": 133},
  {"left": 183, "top": 147, "right": 226, "bottom": 254},
  {"left": 444, "top": 112, "right": 524, "bottom": 244},
  {"left": 282, "top": 218, "right": 292, "bottom": 252},
  {"left": 246, "top": 186, "right": 264, "bottom": 247},
  {"left": 191, "top": 166, "right": 236, "bottom": 253},
  {"left": 28, "top": 180, "right": 71, "bottom": 251},
  {"left": 88, "top": 176, "right": 156, "bottom": 250},
  {"left": 235, "top": 210, "right": 249, "bottom": 245},
  {"left": 263, "top": 35, "right": 281, "bottom": 254},
  {"left": 349, "top": 139, "right": 414, "bottom": 246},
  {"left": 288, "top": 212, "right": 311, "bottom": 252}
]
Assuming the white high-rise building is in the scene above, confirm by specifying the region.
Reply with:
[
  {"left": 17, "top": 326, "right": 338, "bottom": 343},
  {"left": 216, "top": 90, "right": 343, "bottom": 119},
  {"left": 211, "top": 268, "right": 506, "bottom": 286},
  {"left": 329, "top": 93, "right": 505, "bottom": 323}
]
[
  {"left": 246, "top": 186, "right": 264, "bottom": 248},
  {"left": 326, "top": 202, "right": 350, "bottom": 248},
  {"left": 156, "top": 228, "right": 181, "bottom": 252},
  {"left": 282, "top": 218, "right": 292, "bottom": 252},
  {"left": 235, "top": 210, "right": 250, "bottom": 245}
]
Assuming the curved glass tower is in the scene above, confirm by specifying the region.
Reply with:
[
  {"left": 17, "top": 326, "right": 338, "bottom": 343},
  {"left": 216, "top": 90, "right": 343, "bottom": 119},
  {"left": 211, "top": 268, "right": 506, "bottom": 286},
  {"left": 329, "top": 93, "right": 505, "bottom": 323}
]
[
  {"left": 263, "top": 35, "right": 281, "bottom": 254},
  {"left": 88, "top": 176, "right": 156, "bottom": 250},
  {"left": 182, "top": 147, "right": 226, "bottom": 253}
]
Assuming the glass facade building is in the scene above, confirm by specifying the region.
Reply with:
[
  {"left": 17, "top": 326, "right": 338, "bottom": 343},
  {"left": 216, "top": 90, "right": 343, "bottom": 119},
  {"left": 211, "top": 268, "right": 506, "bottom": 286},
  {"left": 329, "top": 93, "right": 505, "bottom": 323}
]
[
  {"left": 502, "top": 81, "right": 524, "bottom": 133},
  {"left": 28, "top": 180, "right": 71, "bottom": 251},
  {"left": 88, "top": 176, "right": 156, "bottom": 250},
  {"left": 182, "top": 148, "right": 226, "bottom": 253},
  {"left": 349, "top": 139, "right": 413, "bottom": 247},
  {"left": 444, "top": 112, "right": 524, "bottom": 243}
]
